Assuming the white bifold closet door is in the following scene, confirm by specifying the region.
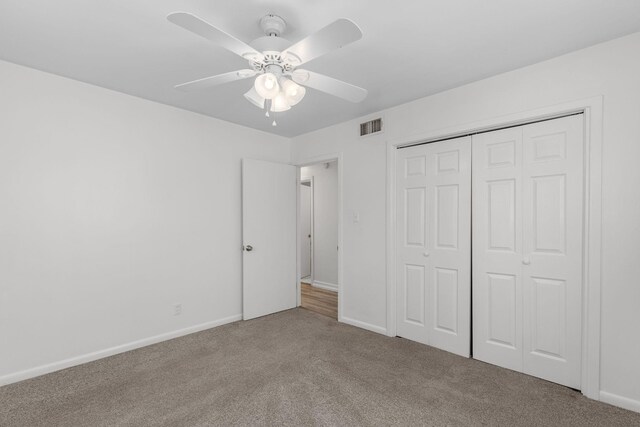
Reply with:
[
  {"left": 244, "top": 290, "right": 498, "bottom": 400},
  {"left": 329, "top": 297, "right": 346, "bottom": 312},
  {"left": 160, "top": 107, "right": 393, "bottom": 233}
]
[
  {"left": 396, "top": 136, "right": 471, "bottom": 357},
  {"left": 472, "top": 114, "right": 584, "bottom": 389}
]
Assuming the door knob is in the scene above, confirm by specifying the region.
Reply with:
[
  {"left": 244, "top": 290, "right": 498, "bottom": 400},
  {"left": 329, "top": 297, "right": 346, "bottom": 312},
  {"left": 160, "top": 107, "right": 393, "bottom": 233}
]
[
  {"left": 423, "top": 252, "right": 430, "bottom": 257},
  {"left": 244, "top": 245, "right": 253, "bottom": 252},
  {"left": 522, "top": 256, "right": 531, "bottom": 265}
]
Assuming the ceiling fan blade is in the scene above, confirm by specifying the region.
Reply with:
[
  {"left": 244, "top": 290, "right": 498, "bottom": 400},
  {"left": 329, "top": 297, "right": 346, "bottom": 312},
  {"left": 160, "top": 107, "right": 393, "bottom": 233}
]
[
  {"left": 281, "top": 19, "right": 362, "bottom": 66},
  {"left": 292, "top": 70, "right": 367, "bottom": 103},
  {"left": 175, "top": 69, "right": 257, "bottom": 92},
  {"left": 168, "top": 12, "right": 263, "bottom": 62}
]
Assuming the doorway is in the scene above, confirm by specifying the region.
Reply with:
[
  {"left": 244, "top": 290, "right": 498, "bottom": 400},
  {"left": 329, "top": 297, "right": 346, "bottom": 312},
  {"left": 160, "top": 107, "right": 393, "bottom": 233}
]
[{"left": 298, "top": 160, "right": 339, "bottom": 319}]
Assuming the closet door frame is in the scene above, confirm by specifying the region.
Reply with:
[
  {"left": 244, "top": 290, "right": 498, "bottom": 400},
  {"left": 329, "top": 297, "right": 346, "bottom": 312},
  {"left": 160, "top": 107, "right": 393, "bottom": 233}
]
[{"left": 385, "top": 96, "right": 603, "bottom": 400}]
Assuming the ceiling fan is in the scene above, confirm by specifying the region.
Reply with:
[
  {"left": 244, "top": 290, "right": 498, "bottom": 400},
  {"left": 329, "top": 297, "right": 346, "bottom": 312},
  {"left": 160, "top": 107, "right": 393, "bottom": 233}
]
[{"left": 167, "top": 12, "right": 368, "bottom": 126}]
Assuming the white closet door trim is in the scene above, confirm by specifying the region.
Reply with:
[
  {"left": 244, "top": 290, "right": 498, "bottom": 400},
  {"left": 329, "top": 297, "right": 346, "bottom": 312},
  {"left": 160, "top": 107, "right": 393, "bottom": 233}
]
[{"left": 386, "top": 96, "right": 603, "bottom": 400}]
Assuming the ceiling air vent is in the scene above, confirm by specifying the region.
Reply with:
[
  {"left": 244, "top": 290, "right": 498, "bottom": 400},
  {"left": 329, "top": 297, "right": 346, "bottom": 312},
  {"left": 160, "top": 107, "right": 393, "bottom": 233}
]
[{"left": 360, "top": 118, "right": 383, "bottom": 136}]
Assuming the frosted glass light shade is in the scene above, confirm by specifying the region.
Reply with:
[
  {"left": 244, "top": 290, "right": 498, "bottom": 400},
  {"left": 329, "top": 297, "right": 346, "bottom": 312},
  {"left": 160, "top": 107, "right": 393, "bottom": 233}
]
[
  {"left": 254, "top": 73, "right": 280, "bottom": 99},
  {"left": 244, "top": 87, "right": 265, "bottom": 109},
  {"left": 270, "top": 91, "right": 291, "bottom": 112},
  {"left": 281, "top": 78, "right": 306, "bottom": 106}
]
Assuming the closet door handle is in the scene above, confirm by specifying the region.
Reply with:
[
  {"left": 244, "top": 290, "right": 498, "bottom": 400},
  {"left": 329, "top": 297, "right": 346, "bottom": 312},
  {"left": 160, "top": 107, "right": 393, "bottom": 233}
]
[
  {"left": 423, "top": 252, "right": 430, "bottom": 257},
  {"left": 522, "top": 256, "right": 531, "bottom": 265}
]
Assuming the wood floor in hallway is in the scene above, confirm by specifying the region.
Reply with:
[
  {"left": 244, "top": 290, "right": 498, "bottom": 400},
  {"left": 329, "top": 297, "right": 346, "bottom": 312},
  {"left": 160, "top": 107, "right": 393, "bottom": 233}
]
[{"left": 301, "top": 282, "right": 337, "bottom": 319}]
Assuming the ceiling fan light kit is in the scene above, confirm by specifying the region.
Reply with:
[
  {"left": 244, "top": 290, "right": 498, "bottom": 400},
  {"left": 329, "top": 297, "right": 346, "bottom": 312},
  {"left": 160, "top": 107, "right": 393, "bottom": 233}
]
[
  {"left": 271, "top": 91, "right": 292, "bottom": 113},
  {"left": 281, "top": 78, "right": 306, "bottom": 106},
  {"left": 254, "top": 72, "right": 280, "bottom": 99},
  {"left": 243, "top": 86, "right": 265, "bottom": 109},
  {"left": 168, "top": 11, "right": 368, "bottom": 127}
]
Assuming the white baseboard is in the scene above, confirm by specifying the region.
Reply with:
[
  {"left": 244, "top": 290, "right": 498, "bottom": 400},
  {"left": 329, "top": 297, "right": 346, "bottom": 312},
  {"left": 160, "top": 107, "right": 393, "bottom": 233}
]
[
  {"left": 600, "top": 391, "right": 640, "bottom": 413},
  {"left": 312, "top": 280, "right": 338, "bottom": 292},
  {"left": 0, "top": 314, "right": 242, "bottom": 387},
  {"left": 340, "top": 316, "right": 387, "bottom": 335}
]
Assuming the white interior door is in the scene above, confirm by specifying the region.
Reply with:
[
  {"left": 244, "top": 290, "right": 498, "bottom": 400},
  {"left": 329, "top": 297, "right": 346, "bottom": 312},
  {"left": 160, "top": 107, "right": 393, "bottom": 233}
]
[
  {"left": 396, "top": 136, "right": 471, "bottom": 357},
  {"left": 472, "top": 115, "right": 583, "bottom": 389},
  {"left": 242, "top": 159, "right": 297, "bottom": 320},
  {"left": 300, "top": 182, "right": 312, "bottom": 279}
]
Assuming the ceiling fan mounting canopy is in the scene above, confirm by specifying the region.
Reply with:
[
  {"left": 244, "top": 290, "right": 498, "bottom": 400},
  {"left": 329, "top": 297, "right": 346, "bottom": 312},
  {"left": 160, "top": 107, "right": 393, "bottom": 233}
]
[
  {"left": 249, "top": 14, "right": 292, "bottom": 53},
  {"left": 167, "top": 11, "right": 368, "bottom": 123},
  {"left": 260, "top": 14, "right": 286, "bottom": 37}
]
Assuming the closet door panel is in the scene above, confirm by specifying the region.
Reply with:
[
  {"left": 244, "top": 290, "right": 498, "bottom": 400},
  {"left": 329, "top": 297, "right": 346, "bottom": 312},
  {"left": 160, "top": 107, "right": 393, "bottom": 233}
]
[
  {"left": 396, "top": 137, "right": 471, "bottom": 357},
  {"left": 473, "top": 114, "right": 584, "bottom": 389},
  {"left": 396, "top": 145, "right": 431, "bottom": 344},
  {"left": 521, "top": 115, "right": 583, "bottom": 389},
  {"left": 428, "top": 137, "right": 471, "bottom": 357},
  {"left": 472, "top": 128, "right": 524, "bottom": 371}
]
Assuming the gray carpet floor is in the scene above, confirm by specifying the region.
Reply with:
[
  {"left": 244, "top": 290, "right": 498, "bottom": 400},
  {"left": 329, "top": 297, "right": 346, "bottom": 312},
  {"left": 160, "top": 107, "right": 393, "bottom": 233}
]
[{"left": 1, "top": 308, "right": 639, "bottom": 426}]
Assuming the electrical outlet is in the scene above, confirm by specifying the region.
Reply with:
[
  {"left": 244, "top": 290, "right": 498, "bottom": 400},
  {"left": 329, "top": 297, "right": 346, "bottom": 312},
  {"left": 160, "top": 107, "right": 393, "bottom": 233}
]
[{"left": 173, "top": 303, "right": 182, "bottom": 316}]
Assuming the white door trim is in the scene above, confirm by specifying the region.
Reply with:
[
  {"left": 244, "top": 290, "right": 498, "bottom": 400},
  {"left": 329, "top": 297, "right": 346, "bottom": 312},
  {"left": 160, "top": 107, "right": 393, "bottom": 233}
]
[
  {"left": 296, "top": 153, "right": 344, "bottom": 322},
  {"left": 386, "top": 96, "right": 603, "bottom": 400},
  {"left": 300, "top": 177, "right": 314, "bottom": 284}
]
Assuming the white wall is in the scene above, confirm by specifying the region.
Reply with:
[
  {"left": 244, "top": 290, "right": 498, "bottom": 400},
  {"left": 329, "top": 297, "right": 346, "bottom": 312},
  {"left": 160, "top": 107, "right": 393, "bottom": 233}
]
[
  {"left": 0, "top": 60, "right": 291, "bottom": 383},
  {"left": 301, "top": 162, "right": 338, "bottom": 288},
  {"left": 291, "top": 32, "right": 640, "bottom": 409}
]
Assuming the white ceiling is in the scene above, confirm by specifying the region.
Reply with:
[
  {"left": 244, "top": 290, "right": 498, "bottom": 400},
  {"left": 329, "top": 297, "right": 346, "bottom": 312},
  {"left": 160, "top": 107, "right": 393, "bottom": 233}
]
[{"left": 2, "top": 1, "right": 640, "bottom": 137}]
